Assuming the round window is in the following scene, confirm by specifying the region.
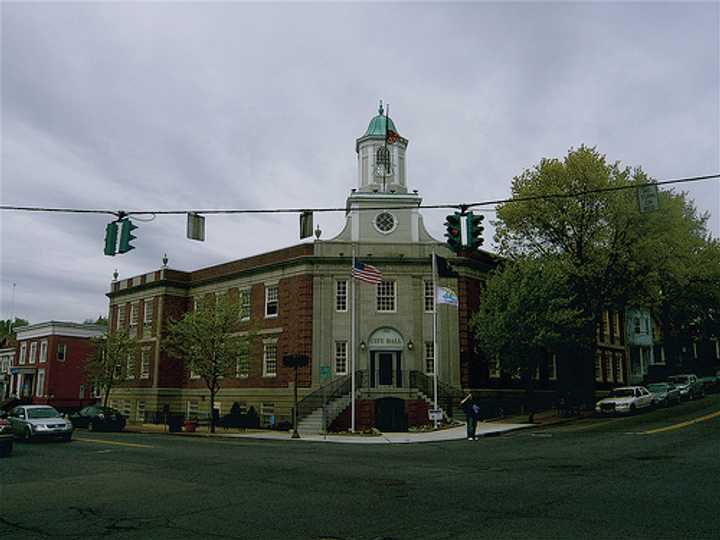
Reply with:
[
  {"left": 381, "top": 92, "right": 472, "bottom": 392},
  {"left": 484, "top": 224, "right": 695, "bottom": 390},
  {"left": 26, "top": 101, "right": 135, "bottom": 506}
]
[{"left": 375, "top": 212, "right": 396, "bottom": 233}]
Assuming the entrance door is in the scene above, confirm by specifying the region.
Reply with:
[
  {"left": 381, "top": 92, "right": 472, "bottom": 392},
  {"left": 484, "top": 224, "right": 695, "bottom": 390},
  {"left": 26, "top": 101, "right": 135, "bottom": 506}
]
[{"left": 378, "top": 352, "right": 394, "bottom": 386}]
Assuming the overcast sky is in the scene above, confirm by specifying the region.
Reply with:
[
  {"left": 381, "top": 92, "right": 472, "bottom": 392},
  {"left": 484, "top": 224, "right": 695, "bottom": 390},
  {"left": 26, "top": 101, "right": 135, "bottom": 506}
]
[{"left": 1, "top": 1, "right": 718, "bottom": 324}]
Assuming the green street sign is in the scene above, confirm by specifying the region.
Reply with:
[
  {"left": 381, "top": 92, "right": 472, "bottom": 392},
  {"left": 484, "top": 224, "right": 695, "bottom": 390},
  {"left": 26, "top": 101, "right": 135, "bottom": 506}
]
[{"left": 638, "top": 184, "right": 659, "bottom": 213}]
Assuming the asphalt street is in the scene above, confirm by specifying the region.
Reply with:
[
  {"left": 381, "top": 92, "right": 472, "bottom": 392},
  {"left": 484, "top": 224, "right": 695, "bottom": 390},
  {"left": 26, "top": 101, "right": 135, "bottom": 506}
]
[{"left": 2, "top": 394, "right": 719, "bottom": 540}]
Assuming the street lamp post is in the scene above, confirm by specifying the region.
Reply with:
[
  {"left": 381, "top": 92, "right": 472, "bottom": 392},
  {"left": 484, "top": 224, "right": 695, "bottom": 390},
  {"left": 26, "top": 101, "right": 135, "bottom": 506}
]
[{"left": 282, "top": 354, "right": 310, "bottom": 439}]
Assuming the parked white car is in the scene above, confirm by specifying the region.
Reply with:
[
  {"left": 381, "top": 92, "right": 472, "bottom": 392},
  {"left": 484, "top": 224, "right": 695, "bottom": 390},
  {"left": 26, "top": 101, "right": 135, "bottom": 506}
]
[{"left": 595, "top": 386, "right": 654, "bottom": 415}]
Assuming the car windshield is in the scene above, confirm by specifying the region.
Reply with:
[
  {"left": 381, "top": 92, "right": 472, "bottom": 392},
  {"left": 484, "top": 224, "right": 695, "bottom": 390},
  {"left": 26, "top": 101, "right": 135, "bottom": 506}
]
[
  {"left": 98, "top": 408, "right": 119, "bottom": 414},
  {"left": 647, "top": 384, "right": 667, "bottom": 392},
  {"left": 610, "top": 389, "right": 635, "bottom": 398},
  {"left": 670, "top": 376, "right": 689, "bottom": 384},
  {"left": 27, "top": 408, "right": 62, "bottom": 419}
]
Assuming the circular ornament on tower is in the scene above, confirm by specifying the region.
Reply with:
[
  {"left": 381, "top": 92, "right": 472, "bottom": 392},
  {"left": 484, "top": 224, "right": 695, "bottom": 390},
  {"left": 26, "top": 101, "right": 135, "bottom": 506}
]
[{"left": 374, "top": 212, "right": 397, "bottom": 234}]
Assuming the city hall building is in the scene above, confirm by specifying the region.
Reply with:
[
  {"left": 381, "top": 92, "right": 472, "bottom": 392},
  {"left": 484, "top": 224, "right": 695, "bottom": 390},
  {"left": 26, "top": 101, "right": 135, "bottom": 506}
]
[{"left": 106, "top": 106, "right": 498, "bottom": 431}]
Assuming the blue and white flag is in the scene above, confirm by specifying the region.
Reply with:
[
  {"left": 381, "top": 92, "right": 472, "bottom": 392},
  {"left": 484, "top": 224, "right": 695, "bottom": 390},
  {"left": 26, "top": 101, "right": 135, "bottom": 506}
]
[{"left": 436, "top": 286, "right": 459, "bottom": 307}]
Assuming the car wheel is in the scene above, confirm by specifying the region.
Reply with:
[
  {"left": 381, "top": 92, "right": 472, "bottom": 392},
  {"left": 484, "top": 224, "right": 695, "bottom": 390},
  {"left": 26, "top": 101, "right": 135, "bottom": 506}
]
[
  {"left": 88, "top": 421, "right": 95, "bottom": 432},
  {"left": 23, "top": 427, "right": 32, "bottom": 442}
]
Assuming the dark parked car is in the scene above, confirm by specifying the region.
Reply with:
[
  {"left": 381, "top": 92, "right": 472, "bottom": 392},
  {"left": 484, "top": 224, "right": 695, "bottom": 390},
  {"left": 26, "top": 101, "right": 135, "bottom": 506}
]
[
  {"left": 0, "top": 413, "right": 13, "bottom": 457},
  {"left": 646, "top": 382, "right": 681, "bottom": 407},
  {"left": 70, "top": 406, "right": 126, "bottom": 432}
]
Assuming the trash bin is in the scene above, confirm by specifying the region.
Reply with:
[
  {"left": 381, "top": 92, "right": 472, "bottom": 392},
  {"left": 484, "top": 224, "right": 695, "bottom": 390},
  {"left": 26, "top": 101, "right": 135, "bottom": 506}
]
[{"left": 167, "top": 415, "right": 183, "bottom": 433}]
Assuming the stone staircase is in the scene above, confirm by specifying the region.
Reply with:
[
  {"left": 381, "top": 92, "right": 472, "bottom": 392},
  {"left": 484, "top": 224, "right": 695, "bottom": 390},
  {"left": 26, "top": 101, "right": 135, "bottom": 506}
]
[{"left": 297, "top": 395, "right": 351, "bottom": 434}]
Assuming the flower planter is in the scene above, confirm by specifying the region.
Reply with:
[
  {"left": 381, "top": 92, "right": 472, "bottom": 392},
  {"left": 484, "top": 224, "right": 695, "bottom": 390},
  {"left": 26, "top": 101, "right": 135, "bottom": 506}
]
[{"left": 183, "top": 421, "right": 198, "bottom": 433}]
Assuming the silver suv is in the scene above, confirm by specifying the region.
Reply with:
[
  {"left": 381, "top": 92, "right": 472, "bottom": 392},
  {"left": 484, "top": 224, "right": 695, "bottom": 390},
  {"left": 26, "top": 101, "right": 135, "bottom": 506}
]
[{"left": 8, "top": 405, "right": 74, "bottom": 442}]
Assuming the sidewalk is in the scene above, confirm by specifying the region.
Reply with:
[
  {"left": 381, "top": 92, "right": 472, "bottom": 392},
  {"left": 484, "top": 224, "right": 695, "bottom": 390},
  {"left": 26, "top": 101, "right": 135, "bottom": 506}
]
[
  {"left": 123, "top": 420, "right": 534, "bottom": 444},
  {"left": 487, "top": 408, "right": 593, "bottom": 428}
]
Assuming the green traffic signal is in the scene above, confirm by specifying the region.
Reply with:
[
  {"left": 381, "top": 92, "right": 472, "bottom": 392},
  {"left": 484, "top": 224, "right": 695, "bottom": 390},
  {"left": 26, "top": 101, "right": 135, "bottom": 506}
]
[
  {"left": 104, "top": 222, "right": 119, "bottom": 256},
  {"left": 468, "top": 212, "right": 485, "bottom": 249},
  {"left": 444, "top": 212, "right": 462, "bottom": 253},
  {"left": 118, "top": 218, "right": 138, "bottom": 254}
]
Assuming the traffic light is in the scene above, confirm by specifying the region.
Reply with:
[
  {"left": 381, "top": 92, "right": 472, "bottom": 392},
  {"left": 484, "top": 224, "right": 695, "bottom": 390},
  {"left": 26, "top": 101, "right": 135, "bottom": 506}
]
[
  {"left": 468, "top": 212, "right": 485, "bottom": 249},
  {"left": 118, "top": 218, "right": 138, "bottom": 254},
  {"left": 104, "top": 221, "right": 119, "bottom": 256},
  {"left": 444, "top": 212, "right": 462, "bottom": 253}
]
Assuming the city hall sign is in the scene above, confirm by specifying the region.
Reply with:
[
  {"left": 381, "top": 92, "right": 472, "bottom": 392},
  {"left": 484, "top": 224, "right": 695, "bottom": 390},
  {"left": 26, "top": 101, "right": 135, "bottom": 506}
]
[{"left": 368, "top": 327, "right": 404, "bottom": 350}]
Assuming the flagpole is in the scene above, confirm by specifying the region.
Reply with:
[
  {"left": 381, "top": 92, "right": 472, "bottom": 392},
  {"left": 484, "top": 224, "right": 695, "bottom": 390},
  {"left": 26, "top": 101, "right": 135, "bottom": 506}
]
[
  {"left": 351, "top": 243, "right": 357, "bottom": 433},
  {"left": 432, "top": 250, "right": 439, "bottom": 429},
  {"left": 383, "top": 103, "right": 388, "bottom": 193}
]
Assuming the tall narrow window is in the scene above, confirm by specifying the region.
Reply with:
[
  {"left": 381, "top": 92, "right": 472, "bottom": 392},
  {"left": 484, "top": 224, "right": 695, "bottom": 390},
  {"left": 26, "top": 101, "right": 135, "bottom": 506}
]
[
  {"left": 140, "top": 349, "right": 150, "bottom": 379},
  {"left": 39, "top": 340, "right": 48, "bottom": 363},
  {"left": 127, "top": 353, "right": 135, "bottom": 380},
  {"left": 236, "top": 352, "right": 250, "bottom": 378},
  {"left": 35, "top": 369, "right": 45, "bottom": 397},
  {"left": 57, "top": 343, "right": 67, "bottom": 362},
  {"left": 614, "top": 353, "right": 624, "bottom": 383},
  {"left": 265, "top": 285, "right": 278, "bottom": 318},
  {"left": 263, "top": 342, "right": 278, "bottom": 376},
  {"left": 144, "top": 299, "right": 153, "bottom": 325},
  {"left": 117, "top": 304, "right": 126, "bottom": 330},
  {"left": 261, "top": 403, "right": 275, "bottom": 427},
  {"left": 424, "top": 280, "right": 434, "bottom": 312},
  {"left": 137, "top": 400, "right": 146, "bottom": 422},
  {"left": 335, "top": 341, "right": 348, "bottom": 375},
  {"left": 129, "top": 303, "right": 139, "bottom": 337},
  {"left": 19, "top": 343, "right": 26, "bottom": 365},
  {"left": 604, "top": 351, "right": 614, "bottom": 383},
  {"left": 424, "top": 342, "right": 435, "bottom": 375},
  {"left": 335, "top": 281, "right": 348, "bottom": 312},
  {"left": 239, "top": 289, "right": 251, "bottom": 321},
  {"left": 489, "top": 356, "right": 501, "bottom": 379},
  {"left": 595, "top": 352, "right": 603, "bottom": 382},
  {"left": 377, "top": 280, "right": 396, "bottom": 312},
  {"left": 29, "top": 342, "right": 37, "bottom": 364}
]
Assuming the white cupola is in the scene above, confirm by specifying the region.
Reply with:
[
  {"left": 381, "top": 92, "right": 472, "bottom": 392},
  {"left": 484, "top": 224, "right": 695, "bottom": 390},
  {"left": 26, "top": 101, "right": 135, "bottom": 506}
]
[{"left": 355, "top": 101, "right": 409, "bottom": 194}]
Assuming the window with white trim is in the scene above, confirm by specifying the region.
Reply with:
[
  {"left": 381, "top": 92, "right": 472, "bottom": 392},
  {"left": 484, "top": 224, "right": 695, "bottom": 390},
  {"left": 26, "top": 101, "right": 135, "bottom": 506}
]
[
  {"left": 614, "top": 312, "right": 621, "bottom": 338},
  {"left": 117, "top": 304, "right": 126, "bottom": 329},
  {"left": 39, "top": 340, "right": 48, "bottom": 363},
  {"left": 215, "top": 291, "right": 227, "bottom": 312},
  {"left": 126, "top": 353, "right": 135, "bottom": 380},
  {"left": 595, "top": 352, "right": 603, "bottom": 382},
  {"left": 130, "top": 303, "right": 139, "bottom": 327},
  {"left": 263, "top": 342, "right": 278, "bottom": 377},
  {"left": 239, "top": 289, "right": 251, "bottom": 321},
  {"left": 265, "top": 285, "right": 278, "bottom": 318},
  {"left": 140, "top": 349, "right": 150, "bottom": 379},
  {"left": 236, "top": 352, "right": 250, "bottom": 378},
  {"left": 189, "top": 366, "right": 201, "bottom": 379},
  {"left": 78, "top": 384, "right": 85, "bottom": 399},
  {"left": 614, "top": 352, "right": 624, "bottom": 383},
  {"left": 424, "top": 342, "right": 434, "bottom": 375},
  {"left": 35, "top": 369, "right": 45, "bottom": 397},
  {"left": 186, "top": 400, "right": 199, "bottom": 420},
  {"left": 424, "top": 281, "right": 434, "bottom": 312},
  {"left": 604, "top": 351, "right": 614, "bottom": 383},
  {"left": 29, "top": 342, "right": 37, "bottom": 364},
  {"left": 335, "top": 280, "right": 348, "bottom": 312},
  {"left": 143, "top": 299, "right": 153, "bottom": 325},
  {"left": 19, "top": 343, "right": 26, "bottom": 365},
  {"left": 377, "top": 280, "right": 396, "bottom": 312},
  {"left": 57, "top": 343, "right": 66, "bottom": 362},
  {"left": 335, "top": 341, "right": 348, "bottom": 375}
]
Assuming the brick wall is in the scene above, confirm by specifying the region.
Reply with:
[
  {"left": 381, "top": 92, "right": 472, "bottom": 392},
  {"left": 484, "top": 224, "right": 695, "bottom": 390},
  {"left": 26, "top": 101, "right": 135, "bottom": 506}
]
[{"left": 457, "top": 275, "right": 484, "bottom": 388}]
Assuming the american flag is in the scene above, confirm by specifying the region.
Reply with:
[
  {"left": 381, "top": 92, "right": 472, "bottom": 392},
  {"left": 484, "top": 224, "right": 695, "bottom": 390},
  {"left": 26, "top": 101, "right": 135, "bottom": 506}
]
[{"left": 352, "top": 262, "right": 382, "bottom": 284}]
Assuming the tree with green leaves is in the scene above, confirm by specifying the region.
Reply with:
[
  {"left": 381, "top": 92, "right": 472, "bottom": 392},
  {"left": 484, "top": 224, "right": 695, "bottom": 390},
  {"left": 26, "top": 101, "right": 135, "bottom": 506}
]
[
  {"left": 491, "top": 145, "right": 718, "bottom": 401},
  {"left": 472, "top": 257, "right": 586, "bottom": 421},
  {"left": 0, "top": 318, "right": 29, "bottom": 341},
  {"left": 85, "top": 329, "right": 137, "bottom": 407},
  {"left": 164, "top": 295, "right": 251, "bottom": 433}
]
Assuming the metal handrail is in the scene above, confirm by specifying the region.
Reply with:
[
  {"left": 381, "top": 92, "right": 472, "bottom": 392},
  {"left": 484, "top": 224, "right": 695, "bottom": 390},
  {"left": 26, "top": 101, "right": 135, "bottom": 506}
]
[
  {"left": 296, "top": 371, "right": 364, "bottom": 421},
  {"left": 409, "top": 370, "right": 464, "bottom": 418}
]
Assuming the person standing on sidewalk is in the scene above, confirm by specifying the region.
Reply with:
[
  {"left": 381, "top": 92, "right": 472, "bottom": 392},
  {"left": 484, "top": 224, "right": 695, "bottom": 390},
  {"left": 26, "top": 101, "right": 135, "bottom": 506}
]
[{"left": 461, "top": 393, "right": 479, "bottom": 440}]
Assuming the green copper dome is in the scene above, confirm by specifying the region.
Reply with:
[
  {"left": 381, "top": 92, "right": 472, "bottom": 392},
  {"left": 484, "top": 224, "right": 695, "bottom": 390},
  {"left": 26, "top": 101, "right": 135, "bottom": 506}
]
[{"left": 364, "top": 114, "right": 398, "bottom": 137}]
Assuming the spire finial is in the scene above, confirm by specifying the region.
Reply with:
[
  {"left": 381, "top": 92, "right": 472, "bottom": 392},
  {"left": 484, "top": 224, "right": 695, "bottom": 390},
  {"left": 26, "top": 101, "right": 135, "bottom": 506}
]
[{"left": 378, "top": 99, "right": 384, "bottom": 116}]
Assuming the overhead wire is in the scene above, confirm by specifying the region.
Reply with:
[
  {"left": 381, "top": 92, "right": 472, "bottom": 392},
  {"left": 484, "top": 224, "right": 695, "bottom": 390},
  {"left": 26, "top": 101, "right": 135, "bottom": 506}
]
[{"left": 0, "top": 173, "right": 717, "bottom": 218}]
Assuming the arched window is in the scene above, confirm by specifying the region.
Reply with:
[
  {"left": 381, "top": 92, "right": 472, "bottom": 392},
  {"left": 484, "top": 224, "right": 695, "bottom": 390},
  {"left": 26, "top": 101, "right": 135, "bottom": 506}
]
[{"left": 375, "top": 146, "right": 391, "bottom": 175}]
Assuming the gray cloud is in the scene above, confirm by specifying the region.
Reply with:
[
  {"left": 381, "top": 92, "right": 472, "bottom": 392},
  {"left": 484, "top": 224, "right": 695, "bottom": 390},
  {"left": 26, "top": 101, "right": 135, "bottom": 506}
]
[{"left": 2, "top": 2, "right": 718, "bottom": 323}]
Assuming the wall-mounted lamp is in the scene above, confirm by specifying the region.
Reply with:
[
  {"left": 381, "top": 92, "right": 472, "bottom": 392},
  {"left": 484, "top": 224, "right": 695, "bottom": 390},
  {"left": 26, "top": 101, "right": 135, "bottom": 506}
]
[
  {"left": 360, "top": 341, "right": 366, "bottom": 351},
  {"left": 407, "top": 340, "right": 414, "bottom": 351}
]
